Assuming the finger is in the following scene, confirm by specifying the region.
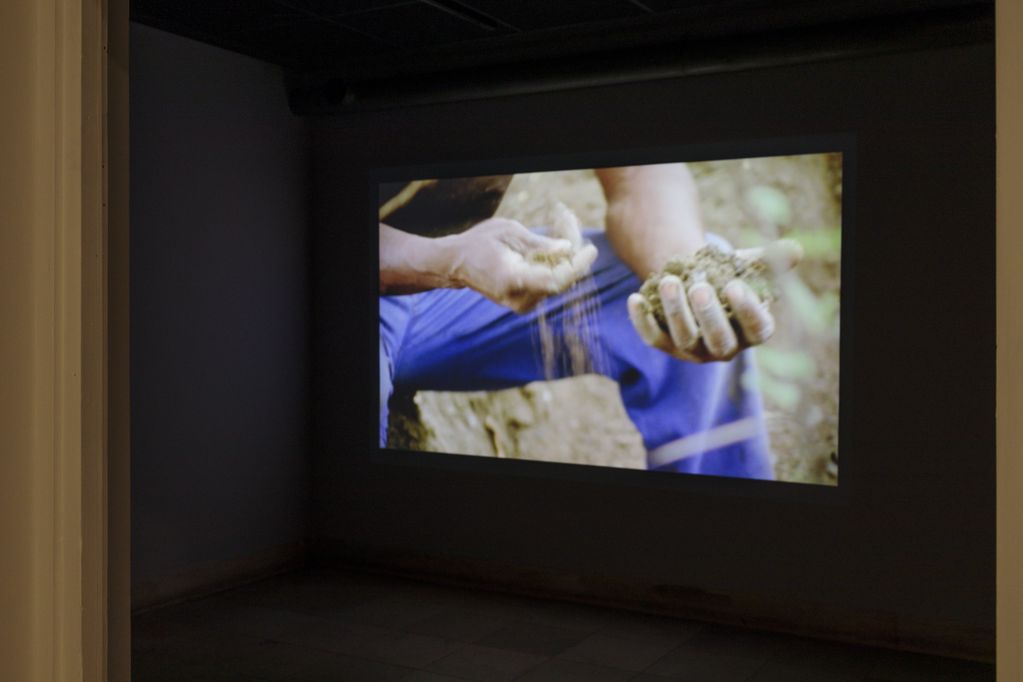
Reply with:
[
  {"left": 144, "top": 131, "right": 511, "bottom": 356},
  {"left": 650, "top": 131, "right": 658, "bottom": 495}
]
[
  {"left": 735, "top": 238, "right": 804, "bottom": 274},
  {"left": 688, "top": 281, "right": 738, "bottom": 358},
  {"left": 627, "top": 293, "right": 671, "bottom": 351},
  {"left": 547, "top": 243, "right": 598, "bottom": 291},
  {"left": 551, "top": 259, "right": 576, "bottom": 291},
  {"left": 512, "top": 225, "right": 573, "bottom": 256},
  {"left": 514, "top": 265, "right": 562, "bottom": 296},
  {"left": 570, "top": 242, "right": 598, "bottom": 277},
  {"left": 550, "top": 202, "right": 583, "bottom": 249},
  {"left": 658, "top": 275, "right": 699, "bottom": 351},
  {"left": 544, "top": 241, "right": 597, "bottom": 292},
  {"left": 724, "top": 279, "right": 775, "bottom": 346}
]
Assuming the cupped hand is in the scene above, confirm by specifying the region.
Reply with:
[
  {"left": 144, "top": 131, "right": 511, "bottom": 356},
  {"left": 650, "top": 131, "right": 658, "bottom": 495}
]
[
  {"left": 627, "top": 239, "right": 803, "bottom": 362},
  {"left": 449, "top": 218, "right": 598, "bottom": 314}
]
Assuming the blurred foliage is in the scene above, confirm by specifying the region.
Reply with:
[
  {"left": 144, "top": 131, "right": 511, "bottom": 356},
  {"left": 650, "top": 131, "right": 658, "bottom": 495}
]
[
  {"left": 756, "top": 346, "right": 816, "bottom": 381},
  {"left": 735, "top": 170, "right": 841, "bottom": 475},
  {"left": 746, "top": 369, "right": 802, "bottom": 412},
  {"left": 739, "top": 226, "right": 841, "bottom": 259},
  {"left": 781, "top": 275, "right": 839, "bottom": 336},
  {"left": 747, "top": 185, "right": 792, "bottom": 225},
  {"left": 784, "top": 228, "right": 841, "bottom": 260},
  {"left": 767, "top": 379, "right": 801, "bottom": 412}
]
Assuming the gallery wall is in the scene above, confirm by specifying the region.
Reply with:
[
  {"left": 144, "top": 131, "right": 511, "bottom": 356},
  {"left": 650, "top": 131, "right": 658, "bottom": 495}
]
[
  {"left": 310, "top": 43, "right": 995, "bottom": 656},
  {"left": 131, "top": 23, "right": 311, "bottom": 605}
]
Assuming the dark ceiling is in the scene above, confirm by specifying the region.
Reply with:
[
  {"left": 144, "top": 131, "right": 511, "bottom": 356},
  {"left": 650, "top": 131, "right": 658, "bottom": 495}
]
[{"left": 132, "top": 0, "right": 992, "bottom": 81}]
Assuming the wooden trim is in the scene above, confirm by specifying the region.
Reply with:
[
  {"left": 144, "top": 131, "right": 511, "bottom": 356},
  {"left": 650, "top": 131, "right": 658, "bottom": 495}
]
[
  {"left": 2, "top": 1, "right": 48, "bottom": 677},
  {"left": 0, "top": 0, "right": 111, "bottom": 679},
  {"left": 997, "top": 2, "right": 1023, "bottom": 680},
  {"left": 80, "top": 0, "right": 109, "bottom": 678},
  {"left": 107, "top": 0, "right": 131, "bottom": 678},
  {"left": 52, "top": 0, "right": 109, "bottom": 678}
]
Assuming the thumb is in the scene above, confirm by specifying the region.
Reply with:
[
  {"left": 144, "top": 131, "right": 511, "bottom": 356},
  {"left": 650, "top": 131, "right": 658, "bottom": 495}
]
[
  {"left": 736, "top": 238, "right": 803, "bottom": 274},
  {"left": 549, "top": 202, "right": 583, "bottom": 249},
  {"left": 513, "top": 227, "right": 574, "bottom": 257}
]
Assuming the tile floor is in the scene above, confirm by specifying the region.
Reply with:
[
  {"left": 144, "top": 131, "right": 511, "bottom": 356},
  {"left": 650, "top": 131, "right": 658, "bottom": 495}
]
[{"left": 132, "top": 567, "right": 995, "bottom": 681}]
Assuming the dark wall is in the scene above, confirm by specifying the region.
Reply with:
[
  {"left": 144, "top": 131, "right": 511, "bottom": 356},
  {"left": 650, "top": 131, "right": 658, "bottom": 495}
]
[
  {"left": 310, "top": 43, "right": 995, "bottom": 643},
  {"left": 131, "top": 23, "right": 310, "bottom": 599}
]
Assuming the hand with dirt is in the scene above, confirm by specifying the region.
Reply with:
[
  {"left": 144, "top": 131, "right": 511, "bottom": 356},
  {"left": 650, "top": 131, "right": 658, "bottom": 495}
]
[
  {"left": 447, "top": 217, "right": 598, "bottom": 313},
  {"left": 627, "top": 239, "right": 802, "bottom": 362}
]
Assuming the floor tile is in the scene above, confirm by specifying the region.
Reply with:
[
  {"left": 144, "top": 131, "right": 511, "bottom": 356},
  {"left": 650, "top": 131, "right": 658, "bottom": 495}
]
[
  {"left": 678, "top": 626, "right": 789, "bottom": 662},
  {"left": 340, "top": 594, "right": 449, "bottom": 629},
  {"left": 644, "top": 644, "right": 766, "bottom": 681},
  {"left": 514, "top": 657, "right": 634, "bottom": 681},
  {"left": 271, "top": 649, "right": 413, "bottom": 681},
  {"left": 132, "top": 619, "right": 264, "bottom": 660},
  {"left": 593, "top": 612, "right": 704, "bottom": 643},
  {"left": 560, "top": 631, "right": 679, "bottom": 671},
  {"left": 867, "top": 649, "right": 995, "bottom": 681},
  {"left": 401, "top": 672, "right": 471, "bottom": 682},
  {"left": 404, "top": 607, "right": 510, "bottom": 642},
  {"left": 474, "top": 598, "right": 608, "bottom": 637},
  {"left": 476, "top": 620, "right": 588, "bottom": 656},
  {"left": 749, "top": 661, "right": 865, "bottom": 682},
  {"left": 426, "top": 643, "right": 546, "bottom": 681},
  {"left": 163, "top": 637, "right": 334, "bottom": 680},
  {"left": 132, "top": 654, "right": 245, "bottom": 682},
  {"left": 276, "top": 615, "right": 462, "bottom": 668},
  {"left": 359, "top": 631, "right": 465, "bottom": 669},
  {"left": 750, "top": 638, "right": 879, "bottom": 680}
]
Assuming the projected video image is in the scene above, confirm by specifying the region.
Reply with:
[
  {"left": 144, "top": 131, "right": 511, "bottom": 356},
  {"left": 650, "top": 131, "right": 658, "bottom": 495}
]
[{"left": 379, "top": 154, "right": 842, "bottom": 485}]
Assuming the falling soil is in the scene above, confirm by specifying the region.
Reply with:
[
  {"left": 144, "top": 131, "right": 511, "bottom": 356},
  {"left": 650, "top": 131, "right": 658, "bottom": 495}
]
[
  {"left": 521, "top": 203, "right": 606, "bottom": 380},
  {"left": 533, "top": 271, "right": 607, "bottom": 381},
  {"left": 639, "top": 245, "right": 775, "bottom": 329}
]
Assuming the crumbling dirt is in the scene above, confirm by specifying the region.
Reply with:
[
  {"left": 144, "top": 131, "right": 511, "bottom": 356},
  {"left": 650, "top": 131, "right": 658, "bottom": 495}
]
[
  {"left": 638, "top": 245, "right": 775, "bottom": 329},
  {"left": 528, "top": 250, "right": 571, "bottom": 266}
]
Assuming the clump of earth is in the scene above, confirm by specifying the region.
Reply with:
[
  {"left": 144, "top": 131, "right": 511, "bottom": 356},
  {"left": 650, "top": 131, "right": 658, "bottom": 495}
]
[
  {"left": 528, "top": 250, "right": 571, "bottom": 266},
  {"left": 639, "top": 245, "right": 775, "bottom": 329}
]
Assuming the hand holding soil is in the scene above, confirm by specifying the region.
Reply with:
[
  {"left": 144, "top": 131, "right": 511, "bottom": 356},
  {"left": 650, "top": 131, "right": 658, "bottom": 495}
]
[
  {"left": 448, "top": 217, "right": 598, "bottom": 314},
  {"left": 629, "top": 239, "right": 803, "bottom": 362}
]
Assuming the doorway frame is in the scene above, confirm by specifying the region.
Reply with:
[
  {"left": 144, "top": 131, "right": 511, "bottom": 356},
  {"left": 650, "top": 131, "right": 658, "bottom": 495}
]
[{"left": 0, "top": 0, "right": 129, "bottom": 678}]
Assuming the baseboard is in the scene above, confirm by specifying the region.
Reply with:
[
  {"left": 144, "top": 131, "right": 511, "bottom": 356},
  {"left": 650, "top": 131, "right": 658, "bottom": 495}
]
[
  {"left": 132, "top": 541, "right": 307, "bottom": 613},
  {"left": 312, "top": 539, "right": 994, "bottom": 663}
]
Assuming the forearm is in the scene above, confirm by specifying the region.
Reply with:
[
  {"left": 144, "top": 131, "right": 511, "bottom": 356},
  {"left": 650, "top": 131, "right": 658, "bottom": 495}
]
[
  {"left": 596, "top": 163, "right": 706, "bottom": 277},
  {"left": 379, "top": 223, "right": 462, "bottom": 295}
]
